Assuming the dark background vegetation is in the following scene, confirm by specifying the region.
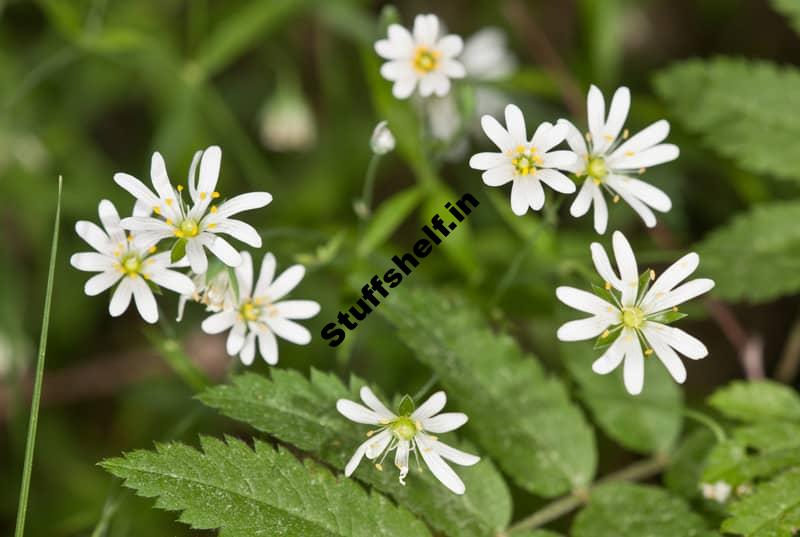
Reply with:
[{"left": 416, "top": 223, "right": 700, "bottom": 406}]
[{"left": 1, "top": 0, "right": 798, "bottom": 535}]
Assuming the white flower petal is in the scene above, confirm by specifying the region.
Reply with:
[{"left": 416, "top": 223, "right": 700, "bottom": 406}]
[
  {"left": 647, "top": 322, "right": 708, "bottom": 360},
  {"left": 536, "top": 168, "right": 576, "bottom": 194},
  {"left": 365, "top": 429, "right": 392, "bottom": 459},
  {"left": 557, "top": 316, "right": 612, "bottom": 341},
  {"left": 614, "top": 177, "right": 672, "bottom": 212},
  {"left": 597, "top": 86, "right": 631, "bottom": 152},
  {"left": 642, "top": 252, "right": 699, "bottom": 308},
  {"left": 422, "top": 412, "right": 467, "bottom": 433},
  {"left": 413, "top": 14, "right": 439, "bottom": 46},
  {"left": 480, "top": 114, "right": 514, "bottom": 152},
  {"left": 114, "top": 172, "right": 160, "bottom": 208},
  {"left": 608, "top": 143, "right": 679, "bottom": 170},
  {"left": 196, "top": 145, "right": 221, "bottom": 203},
  {"left": 254, "top": 252, "right": 277, "bottom": 298},
  {"left": 649, "top": 278, "right": 715, "bottom": 312},
  {"left": 469, "top": 151, "right": 507, "bottom": 170},
  {"left": 482, "top": 164, "right": 515, "bottom": 187},
  {"left": 416, "top": 433, "right": 466, "bottom": 494},
  {"left": 75, "top": 221, "right": 112, "bottom": 255},
  {"left": 359, "top": 386, "right": 395, "bottom": 420},
  {"left": 411, "top": 391, "right": 446, "bottom": 420},
  {"left": 186, "top": 238, "right": 208, "bottom": 274},
  {"left": 395, "top": 440, "right": 410, "bottom": 483},
  {"left": 556, "top": 286, "right": 617, "bottom": 316},
  {"left": 587, "top": 84, "right": 606, "bottom": 150},
  {"left": 609, "top": 179, "right": 658, "bottom": 228},
  {"left": 428, "top": 437, "right": 481, "bottom": 466},
  {"left": 622, "top": 332, "right": 645, "bottom": 395},
  {"left": 392, "top": 77, "right": 417, "bottom": 99},
  {"left": 257, "top": 328, "right": 279, "bottom": 365},
  {"left": 504, "top": 104, "right": 527, "bottom": 145},
  {"left": 643, "top": 325, "right": 687, "bottom": 383},
  {"left": 610, "top": 120, "right": 670, "bottom": 159},
  {"left": 120, "top": 216, "right": 173, "bottom": 233},
  {"left": 590, "top": 242, "right": 622, "bottom": 288},
  {"left": 344, "top": 438, "right": 370, "bottom": 476},
  {"left": 84, "top": 271, "right": 121, "bottom": 296},
  {"left": 205, "top": 235, "right": 242, "bottom": 268},
  {"left": 510, "top": 177, "right": 530, "bottom": 215},
  {"left": 109, "top": 277, "right": 134, "bottom": 317},
  {"left": 226, "top": 321, "right": 246, "bottom": 355},
  {"left": 437, "top": 34, "right": 463, "bottom": 57},
  {"left": 240, "top": 332, "right": 257, "bottom": 366},
  {"left": 274, "top": 300, "right": 321, "bottom": 319},
  {"left": 187, "top": 150, "right": 202, "bottom": 199},
  {"left": 148, "top": 268, "right": 195, "bottom": 295},
  {"left": 98, "top": 199, "right": 126, "bottom": 245},
  {"left": 592, "top": 186, "right": 609, "bottom": 234},
  {"left": 541, "top": 150, "right": 577, "bottom": 171},
  {"left": 558, "top": 118, "right": 588, "bottom": 157},
  {"left": 592, "top": 333, "right": 626, "bottom": 374},
  {"left": 380, "top": 59, "right": 415, "bottom": 81},
  {"left": 214, "top": 192, "right": 273, "bottom": 219},
  {"left": 440, "top": 59, "right": 466, "bottom": 78},
  {"left": 202, "top": 310, "right": 237, "bottom": 334},
  {"left": 149, "top": 152, "right": 175, "bottom": 202},
  {"left": 131, "top": 276, "right": 158, "bottom": 324},
  {"left": 267, "top": 264, "right": 305, "bottom": 301},
  {"left": 375, "top": 24, "right": 414, "bottom": 59},
  {"left": 71, "top": 252, "right": 114, "bottom": 272},
  {"left": 266, "top": 317, "right": 311, "bottom": 345},
  {"left": 612, "top": 231, "right": 639, "bottom": 306},
  {"left": 235, "top": 250, "right": 254, "bottom": 299},
  {"left": 570, "top": 179, "right": 595, "bottom": 218}
]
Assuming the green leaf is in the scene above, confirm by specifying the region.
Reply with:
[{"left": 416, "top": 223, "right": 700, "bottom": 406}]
[
  {"left": 102, "top": 436, "right": 431, "bottom": 537},
  {"left": 564, "top": 344, "right": 683, "bottom": 454},
  {"left": 655, "top": 58, "right": 800, "bottom": 183},
  {"left": 771, "top": 0, "right": 800, "bottom": 35},
  {"left": 510, "top": 531, "right": 565, "bottom": 537},
  {"left": 572, "top": 483, "right": 718, "bottom": 537},
  {"left": 696, "top": 201, "right": 800, "bottom": 302},
  {"left": 664, "top": 428, "right": 717, "bottom": 499},
  {"left": 721, "top": 469, "right": 800, "bottom": 536},
  {"left": 170, "top": 239, "right": 187, "bottom": 264},
  {"left": 709, "top": 380, "right": 800, "bottom": 422},
  {"left": 380, "top": 287, "right": 596, "bottom": 497},
  {"left": 357, "top": 187, "right": 422, "bottom": 257},
  {"left": 199, "top": 371, "right": 512, "bottom": 537},
  {"left": 702, "top": 422, "right": 800, "bottom": 486}
]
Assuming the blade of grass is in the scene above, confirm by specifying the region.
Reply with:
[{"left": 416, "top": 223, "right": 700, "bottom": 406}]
[{"left": 14, "top": 175, "right": 62, "bottom": 537}]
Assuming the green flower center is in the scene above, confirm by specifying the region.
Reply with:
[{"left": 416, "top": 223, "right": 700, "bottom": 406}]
[
  {"left": 239, "top": 300, "right": 261, "bottom": 322},
  {"left": 179, "top": 219, "right": 200, "bottom": 238},
  {"left": 587, "top": 156, "right": 608, "bottom": 183},
  {"left": 412, "top": 46, "right": 439, "bottom": 73},
  {"left": 622, "top": 307, "right": 645, "bottom": 329},
  {"left": 511, "top": 145, "right": 542, "bottom": 176},
  {"left": 121, "top": 254, "right": 141, "bottom": 276},
  {"left": 390, "top": 416, "right": 419, "bottom": 441}
]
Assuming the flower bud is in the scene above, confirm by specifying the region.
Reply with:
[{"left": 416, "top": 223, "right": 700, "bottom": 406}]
[{"left": 370, "top": 121, "right": 395, "bottom": 155}]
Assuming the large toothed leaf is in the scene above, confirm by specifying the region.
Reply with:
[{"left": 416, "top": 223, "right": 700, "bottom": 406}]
[
  {"left": 655, "top": 58, "right": 800, "bottom": 184},
  {"left": 721, "top": 469, "right": 800, "bottom": 537},
  {"left": 380, "top": 287, "right": 596, "bottom": 497},
  {"left": 695, "top": 201, "right": 800, "bottom": 302},
  {"left": 101, "top": 436, "right": 431, "bottom": 537},
  {"left": 571, "top": 483, "right": 719, "bottom": 537},
  {"left": 564, "top": 345, "right": 683, "bottom": 454},
  {"left": 199, "top": 371, "right": 512, "bottom": 537},
  {"left": 708, "top": 380, "right": 800, "bottom": 422}
]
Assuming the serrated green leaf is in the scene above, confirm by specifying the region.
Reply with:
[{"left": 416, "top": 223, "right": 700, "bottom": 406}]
[
  {"left": 722, "top": 469, "right": 800, "bottom": 536},
  {"left": 198, "top": 371, "right": 512, "bottom": 537},
  {"left": 709, "top": 380, "right": 800, "bottom": 422},
  {"left": 772, "top": 0, "right": 800, "bottom": 35},
  {"left": 102, "top": 436, "right": 431, "bottom": 537},
  {"left": 380, "top": 287, "right": 596, "bottom": 497},
  {"left": 572, "top": 483, "right": 718, "bottom": 537},
  {"left": 655, "top": 58, "right": 800, "bottom": 183},
  {"left": 703, "top": 423, "right": 800, "bottom": 486},
  {"left": 665, "top": 428, "right": 717, "bottom": 499},
  {"left": 170, "top": 239, "right": 187, "bottom": 264},
  {"left": 357, "top": 187, "right": 422, "bottom": 257},
  {"left": 696, "top": 201, "right": 800, "bottom": 302},
  {"left": 564, "top": 345, "right": 683, "bottom": 454}
]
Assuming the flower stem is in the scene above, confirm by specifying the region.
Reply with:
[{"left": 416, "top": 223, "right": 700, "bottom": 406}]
[
  {"left": 355, "top": 154, "right": 382, "bottom": 220},
  {"left": 413, "top": 373, "right": 440, "bottom": 402},
  {"left": 14, "top": 176, "right": 62, "bottom": 537},
  {"left": 683, "top": 408, "right": 727, "bottom": 443},
  {"left": 502, "top": 454, "right": 670, "bottom": 535}
]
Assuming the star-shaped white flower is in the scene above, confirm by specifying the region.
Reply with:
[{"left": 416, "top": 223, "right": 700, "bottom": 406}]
[
  {"left": 337, "top": 388, "right": 479, "bottom": 495},
  {"left": 114, "top": 146, "right": 272, "bottom": 274},
  {"left": 559, "top": 85, "right": 679, "bottom": 233},
  {"left": 556, "top": 231, "right": 715, "bottom": 395},
  {"left": 375, "top": 14, "right": 466, "bottom": 99},
  {"left": 200, "top": 251, "right": 319, "bottom": 365},
  {"left": 469, "top": 104, "right": 577, "bottom": 215},
  {"left": 70, "top": 200, "right": 195, "bottom": 323}
]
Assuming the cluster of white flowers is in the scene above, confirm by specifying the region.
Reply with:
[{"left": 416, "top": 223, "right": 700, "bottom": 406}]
[{"left": 71, "top": 146, "right": 319, "bottom": 366}]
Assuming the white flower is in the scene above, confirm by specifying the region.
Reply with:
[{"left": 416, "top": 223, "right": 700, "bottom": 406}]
[
  {"left": 556, "top": 231, "right": 715, "bottom": 395},
  {"left": 259, "top": 88, "right": 316, "bottom": 152},
  {"left": 702, "top": 481, "right": 732, "bottom": 503},
  {"left": 559, "top": 85, "right": 679, "bottom": 233},
  {"left": 70, "top": 200, "right": 195, "bottom": 324},
  {"left": 176, "top": 267, "right": 236, "bottom": 322},
  {"left": 337, "top": 388, "right": 479, "bottom": 494},
  {"left": 200, "top": 252, "right": 319, "bottom": 365},
  {"left": 114, "top": 146, "right": 272, "bottom": 274},
  {"left": 375, "top": 14, "right": 466, "bottom": 99},
  {"left": 460, "top": 27, "right": 517, "bottom": 80},
  {"left": 469, "top": 104, "right": 577, "bottom": 215},
  {"left": 370, "top": 120, "right": 396, "bottom": 155}
]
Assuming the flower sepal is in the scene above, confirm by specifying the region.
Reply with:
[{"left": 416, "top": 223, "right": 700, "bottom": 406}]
[
  {"left": 396, "top": 394, "right": 416, "bottom": 416},
  {"left": 593, "top": 325, "right": 623, "bottom": 351},
  {"left": 170, "top": 239, "right": 187, "bottom": 264},
  {"left": 647, "top": 309, "right": 688, "bottom": 325}
]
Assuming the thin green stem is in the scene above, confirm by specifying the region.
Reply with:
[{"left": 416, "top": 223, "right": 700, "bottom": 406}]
[
  {"left": 356, "top": 154, "right": 382, "bottom": 220},
  {"left": 413, "top": 373, "right": 440, "bottom": 402},
  {"left": 684, "top": 408, "right": 727, "bottom": 443},
  {"left": 144, "top": 306, "right": 211, "bottom": 393},
  {"left": 14, "top": 176, "right": 62, "bottom": 537}
]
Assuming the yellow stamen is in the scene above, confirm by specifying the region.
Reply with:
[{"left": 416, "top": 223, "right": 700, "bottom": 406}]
[
  {"left": 177, "top": 185, "right": 184, "bottom": 192},
  {"left": 212, "top": 191, "right": 220, "bottom": 199},
  {"left": 165, "top": 198, "right": 174, "bottom": 206},
  {"left": 200, "top": 192, "right": 207, "bottom": 200},
  {"left": 210, "top": 206, "right": 218, "bottom": 213},
  {"left": 148, "top": 246, "right": 157, "bottom": 254},
  {"left": 650, "top": 269, "right": 656, "bottom": 280},
  {"left": 613, "top": 195, "right": 620, "bottom": 203},
  {"left": 153, "top": 206, "right": 161, "bottom": 215},
  {"left": 623, "top": 128, "right": 629, "bottom": 139},
  {"left": 604, "top": 281, "right": 612, "bottom": 290},
  {"left": 601, "top": 330, "right": 610, "bottom": 338}
]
